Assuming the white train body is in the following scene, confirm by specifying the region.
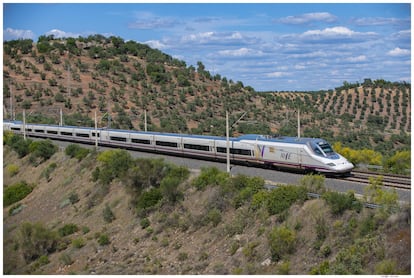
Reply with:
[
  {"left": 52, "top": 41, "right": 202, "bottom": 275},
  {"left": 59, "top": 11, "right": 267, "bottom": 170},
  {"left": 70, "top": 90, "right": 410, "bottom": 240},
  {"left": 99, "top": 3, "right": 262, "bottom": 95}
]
[{"left": 3, "top": 121, "right": 354, "bottom": 174}]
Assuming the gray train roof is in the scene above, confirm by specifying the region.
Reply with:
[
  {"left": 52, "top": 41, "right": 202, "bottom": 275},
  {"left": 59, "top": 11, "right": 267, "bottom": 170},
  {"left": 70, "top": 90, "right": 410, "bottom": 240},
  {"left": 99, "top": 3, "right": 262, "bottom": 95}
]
[
  {"left": 5, "top": 121, "right": 323, "bottom": 144},
  {"left": 237, "top": 134, "right": 319, "bottom": 145}
]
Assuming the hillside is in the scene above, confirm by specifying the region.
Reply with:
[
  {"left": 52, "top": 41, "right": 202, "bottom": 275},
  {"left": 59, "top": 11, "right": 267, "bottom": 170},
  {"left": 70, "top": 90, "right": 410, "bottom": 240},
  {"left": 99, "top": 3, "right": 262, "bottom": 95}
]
[
  {"left": 3, "top": 35, "right": 411, "bottom": 157},
  {"left": 3, "top": 138, "right": 411, "bottom": 275}
]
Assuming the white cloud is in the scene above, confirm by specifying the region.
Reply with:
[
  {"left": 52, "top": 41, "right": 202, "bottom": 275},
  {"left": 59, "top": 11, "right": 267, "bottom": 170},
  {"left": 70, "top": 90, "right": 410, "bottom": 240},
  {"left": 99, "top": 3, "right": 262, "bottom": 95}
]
[
  {"left": 346, "top": 55, "right": 367, "bottom": 62},
  {"left": 297, "top": 26, "right": 377, "bottom": 41},
  {"left": 387, "top": 47, "right": 410, "bottom": 56},
  {"left": 266, "top": 71, "right": 290, "bottom": 78},
  {"left": 144, "top": 40, "right": 167, "bottom": 50},
  {"left": 277, "top": 12, "right": 337, "bottom": 24},
  {"left": 217, "top": 47, "right": 263, "bottom": 57},
  {"left": 45, "top": 29, "right": 80, "bottom": 38},
  {"left": 352, "top": 17, "right": 410, "bottom": 26},
  {"left": 180, "top": 31, "right": 251, "bottom": 45},
  {"left": 4, "top": 27, "right": 35, "bottom": 41}
]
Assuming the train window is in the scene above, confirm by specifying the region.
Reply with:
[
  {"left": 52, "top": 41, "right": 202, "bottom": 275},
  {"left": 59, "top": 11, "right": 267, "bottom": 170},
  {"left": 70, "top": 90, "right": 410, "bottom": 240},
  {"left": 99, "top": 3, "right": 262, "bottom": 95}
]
[
  {"left": 132, "top": 138, "right": 151, "bottom": 145},
  {"left": 26, "top": 129, "right": 32, "bottom": 132},
  {"left": 184, "top": 143, "right": 209, "bottom": 151},
  {"left": 156, "top": 141, "right": 178, "bottom": 148},
  {"left": 61, "top": 132, "right": 73, "bottom": 136},
  {"left": 47, "top": 130, "right": 58, "bottom": 134},
  {"left": 35, "top": 129, "right": 44, "bottom": 133},
  {"left": 232, "top": 148, "right": 252, "bottom": 156},
  {"left": 92, "top": 132, "right": 100, "bottom": 137},
  {"left": 76, "top": 133, "right": 90, "bottom": 138},
  {"left": 11, "top": 127, "right": 21, "bottom": 131},
  {"left": 110, "top": 136, "right": 127, "bottom": 142},
  {"left": 216, "top": 147, "right": 251, "bottom": 156}
]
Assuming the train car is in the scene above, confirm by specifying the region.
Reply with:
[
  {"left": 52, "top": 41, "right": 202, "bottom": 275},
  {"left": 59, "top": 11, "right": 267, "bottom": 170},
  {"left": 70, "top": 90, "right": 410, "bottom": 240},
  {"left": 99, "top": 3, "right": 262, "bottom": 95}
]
[
  {"left": 238, "top": 134, "right": 353, "bottom": 174},
  {"left": 3, "top": 120, "right": 354, "bottom": 174}
]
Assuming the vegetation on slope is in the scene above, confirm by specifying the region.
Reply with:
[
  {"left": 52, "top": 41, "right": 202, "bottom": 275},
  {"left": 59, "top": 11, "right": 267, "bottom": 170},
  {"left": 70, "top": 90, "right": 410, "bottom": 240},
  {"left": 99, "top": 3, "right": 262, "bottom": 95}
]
[{"left": 3, "top": 137, "right": 410, "bottom": 275}]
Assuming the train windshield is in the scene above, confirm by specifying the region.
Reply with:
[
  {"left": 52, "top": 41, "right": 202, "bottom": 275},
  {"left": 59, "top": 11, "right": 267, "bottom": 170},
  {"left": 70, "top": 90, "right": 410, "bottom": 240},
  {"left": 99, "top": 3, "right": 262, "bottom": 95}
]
[{"left": 318, "top": 142, "right": 335, "bottom": 156}]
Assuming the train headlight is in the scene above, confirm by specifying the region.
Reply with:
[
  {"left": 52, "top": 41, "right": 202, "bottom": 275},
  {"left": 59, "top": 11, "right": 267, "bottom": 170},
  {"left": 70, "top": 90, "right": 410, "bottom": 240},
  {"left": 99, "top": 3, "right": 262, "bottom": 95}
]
[{"left": 326, "top": 162, "right": 336, "bottom": 167}]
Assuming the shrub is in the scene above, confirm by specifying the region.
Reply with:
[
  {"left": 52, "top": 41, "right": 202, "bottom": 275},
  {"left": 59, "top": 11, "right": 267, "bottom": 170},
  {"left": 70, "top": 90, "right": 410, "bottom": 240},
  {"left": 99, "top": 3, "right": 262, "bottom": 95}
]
[
  {"left": 375, "top": 259, "right": 398, "bottom": 275},
  {"left": 40, "top": 162, "right": 57, "bottom": 181},
  {"left": 37, "top": 255, "right": 50, "bottom": 266},
  {"left": 384, "top": 151, "right": 410, "bottom": 174},
  {"left": 160, "top": 176, "right": 183, "bottom": 204},
  {"left": 140, "top": 218, "right": 150, "bottom": 229},
  {"left": 58, "top": 224, "right": 79, "bottom": 237},
  {"left": 29, "top": 140, "right": 57, "bottom": 161},
  {"left": 136, "top": 188, "right": 162, "bottom": 214},
  {"left": 252, "top": 185, "right": 308, "bottom": 215},
  {"left": 4, "top": 181, "right": 33, "bottom": 207},
  {"left": 6, "top": 164, "right": 19, "bottom": 177},
  {"left": 192, "top": 167, "right": 229, "bottom": 190},
  {"left": 72, "top": 237, "right": 85, "bottom": 249},
  {"left": 323, "top": 191, "right": 362, "bottom": 215},
  {"left": 97, "top": 234, "right": 110, "bottom": 246},
  {"left": 103, "top": 204, "right": 116, "bottom": 223},
  {"left": 268, "top": 226, "right": 297, "bottom": 262},
  {"left": 205, "top": 208, "right": 222, "bottom": 227},
  {"left": 299, "top": 174, "right": 326, "bottom": 194},
  {"left": 232, "top": 175, "right": 264, "bottom": 208},
  {"left": 4, "top": 133, "right": 32, "bottom": 158},
  {"left": 68, "top": 192, "right": 79, "bottom": 204},
  {"left": 19, "top": 222, "right": 58, "bottom": 262},
  {"left": 59, "top": 253, "right": 73, "bottom": 266},
  {"left": 9, "top": 203, "right": 24, "bottom": 216},
  {"left": 97, "top": 149, "right": 133, "bottom": 184},
  {"left": 364, "top": 176, "right": 398, "bottom": 214},
  {"left": 65, "top": 144, "right": 90, "bottom": 161}
]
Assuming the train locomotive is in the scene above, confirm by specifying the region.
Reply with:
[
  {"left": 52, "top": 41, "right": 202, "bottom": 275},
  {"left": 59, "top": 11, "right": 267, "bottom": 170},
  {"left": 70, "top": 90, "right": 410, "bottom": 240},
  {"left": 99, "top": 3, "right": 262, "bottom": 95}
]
[{"left": 3, "top": 120, "right": 354, "bottom": 175}]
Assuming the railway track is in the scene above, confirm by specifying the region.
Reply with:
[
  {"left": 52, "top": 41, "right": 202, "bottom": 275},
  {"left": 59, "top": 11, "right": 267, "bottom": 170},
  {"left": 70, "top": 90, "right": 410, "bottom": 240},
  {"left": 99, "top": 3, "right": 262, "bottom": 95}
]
[{"left": 343, "top": 170, "right": 411, "bottom": 190}]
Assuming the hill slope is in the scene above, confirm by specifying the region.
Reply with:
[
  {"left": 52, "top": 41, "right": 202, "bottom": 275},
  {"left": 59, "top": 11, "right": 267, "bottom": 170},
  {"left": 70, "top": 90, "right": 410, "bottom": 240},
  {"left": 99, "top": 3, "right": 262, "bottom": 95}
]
[
  {"left": 3, "top": 142, "right": 411, "bottom": 275},
  {"left": 3, "top": 36, "right": 411, "bottom": 156}
]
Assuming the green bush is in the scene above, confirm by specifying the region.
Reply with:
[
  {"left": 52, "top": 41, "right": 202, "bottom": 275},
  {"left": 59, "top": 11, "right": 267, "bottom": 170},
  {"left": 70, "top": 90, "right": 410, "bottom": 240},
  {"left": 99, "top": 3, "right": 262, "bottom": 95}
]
[
  {"left": 251, "top": 185, "right": 308, "bottom": 215},
  {"left": 59, "top": 253, "right": 74, "bottom": 266},
  {"left": 65, "top": 144, "right": 90, "bottom": 161},
  {"left": 137, "top": 188, "right": 162, "bottom": 211},
  {"left": 140, "top": 218, "right": 150, "bottom": 229},
  {"left": 323, "top": 191, "right": 362, "bottom": 215},
  {"left": 40, "top": 162, "right": 57, "bottom": 181},
  {"left": 364, "top": 177, "right": 398, "bottom": 214},
  {"left": 232, "top": 175, "right": 264, "bottom": 208},
  {"left": 192, "top": 167, "right": 229, "bottom": 190},
  {"left": 4, "top": 133, "right": 32, "bottom": 158},
  {"left": 6, "top": 164, "right": 19, "bottom": 176},
  {"left": 97, "top": 234, "right": 110, "bottom": 246},
  {"left": 4, "top": 181, "right": 33, "bottom": 207},
  {"left": 29, "top": 140, "right": 57, "bottom": 161},
  {"left": 19, "top": 222, "right": 58, "bottom": 262},
  {"left": 375, "top": 259, "right": 398, "bottom": 275},
  {"left": 103, "top": 204, "right": 116, "bottom": 223},
  {"left": 58, "top": 224, "right": 79, "bottom": 237},
  {"left": 96, "top": 149, "right": 133, "bottom": 184},
  {"left": 299, "top": 174, "right": 326, "bottom": 194},
  {"left": 72, "top": 237, "right": 85, "bottom": 249},
  {"left": 160, "top": 176, "right": 183, "bottom": 204},
  {"left": 205, "top": 208, "right": 222, "bottom": 227},
  {"left": 268, "top": 226, "right": 297, "bottom": 262}
]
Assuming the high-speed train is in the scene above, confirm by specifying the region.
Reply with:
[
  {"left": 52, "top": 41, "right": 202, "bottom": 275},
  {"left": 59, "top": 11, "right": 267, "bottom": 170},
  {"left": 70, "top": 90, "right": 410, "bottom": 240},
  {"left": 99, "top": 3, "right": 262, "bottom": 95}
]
[{"left": 3, "top": 120, "right": 354, "bottom": 174}]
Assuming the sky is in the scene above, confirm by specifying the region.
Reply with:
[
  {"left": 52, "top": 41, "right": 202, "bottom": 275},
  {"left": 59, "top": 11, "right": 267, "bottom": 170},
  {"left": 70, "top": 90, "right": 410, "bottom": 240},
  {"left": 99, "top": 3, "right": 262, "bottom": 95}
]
[{"left": 2, "top": 2, "right": 412, "bottom": 91}]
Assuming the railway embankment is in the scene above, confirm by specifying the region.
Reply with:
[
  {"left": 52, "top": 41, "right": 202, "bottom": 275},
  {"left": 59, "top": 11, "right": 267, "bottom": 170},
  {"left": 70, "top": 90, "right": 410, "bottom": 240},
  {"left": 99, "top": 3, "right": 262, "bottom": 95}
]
[{"left": 3, "top": 139, "right": 411, "bottom": 275}]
